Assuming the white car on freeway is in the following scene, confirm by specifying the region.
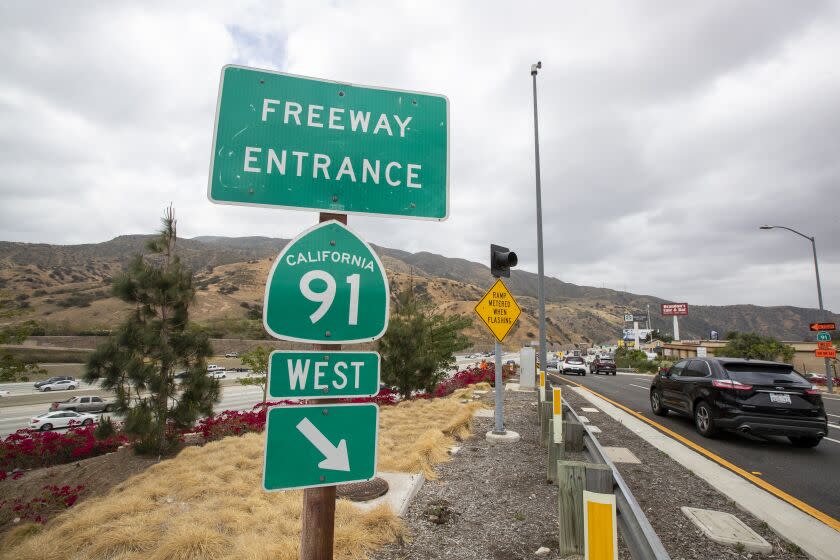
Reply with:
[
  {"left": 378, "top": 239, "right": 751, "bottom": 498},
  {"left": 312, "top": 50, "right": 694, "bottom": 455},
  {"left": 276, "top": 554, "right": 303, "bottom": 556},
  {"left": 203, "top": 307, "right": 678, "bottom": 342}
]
[
  {"left": 0, "top": 387, "right": 10, "bottom": 397},
  {"left": 208, "top": 370, "right": 227, "bottom": 379},
  {"left": 30, "top": 410, "right": 98, "bottom": 431},
  {"left": 38, "top": 379, "right": 79, "bottom": 392}
]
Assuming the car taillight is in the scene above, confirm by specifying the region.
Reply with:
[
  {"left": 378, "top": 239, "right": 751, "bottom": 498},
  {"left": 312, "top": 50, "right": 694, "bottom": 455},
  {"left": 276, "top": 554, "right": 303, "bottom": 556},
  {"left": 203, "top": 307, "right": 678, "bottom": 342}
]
[
  {"left": 713, "top": 379, "right": 753, "bottom": 391},
  {"left": 804, "top": 387, "right": 820, "bottom": 395},
  {"left": 32, "top": 419, "right": 39, "bottom": 423}
]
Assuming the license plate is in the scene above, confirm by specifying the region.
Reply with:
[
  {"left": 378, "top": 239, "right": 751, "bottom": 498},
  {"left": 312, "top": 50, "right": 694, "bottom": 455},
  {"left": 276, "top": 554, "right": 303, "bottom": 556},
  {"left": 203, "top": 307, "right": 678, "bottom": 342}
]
[{"left": 769, "top": 393, "right": 792, "bottom": 404}]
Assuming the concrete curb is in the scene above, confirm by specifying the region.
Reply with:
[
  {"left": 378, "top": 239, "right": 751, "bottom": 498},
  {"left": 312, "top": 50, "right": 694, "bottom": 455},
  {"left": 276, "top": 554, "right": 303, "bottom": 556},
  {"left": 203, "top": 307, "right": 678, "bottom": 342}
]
[
  {"left": 571, "top": 386, "right": 840, "bottom": 560},
  {"left": 351, "top": 471, "right": 425, "bottom": 517}
]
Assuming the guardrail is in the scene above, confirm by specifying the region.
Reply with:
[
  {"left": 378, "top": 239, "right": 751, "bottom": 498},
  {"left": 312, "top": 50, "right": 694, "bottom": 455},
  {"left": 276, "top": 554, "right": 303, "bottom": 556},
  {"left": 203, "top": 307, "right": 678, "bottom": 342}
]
[
  {"left": 562, "top": 391, "right": 670, "bottom": 560},
  {"left": 537, "top": 381, "right": 670, "bottom": 560}
]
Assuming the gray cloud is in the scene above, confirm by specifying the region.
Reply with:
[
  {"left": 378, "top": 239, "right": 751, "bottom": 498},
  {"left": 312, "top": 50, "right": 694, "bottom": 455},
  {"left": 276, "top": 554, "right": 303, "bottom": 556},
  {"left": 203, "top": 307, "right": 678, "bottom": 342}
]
[{"left": 0, "top": 0, "right": 838, "bottom": 312}]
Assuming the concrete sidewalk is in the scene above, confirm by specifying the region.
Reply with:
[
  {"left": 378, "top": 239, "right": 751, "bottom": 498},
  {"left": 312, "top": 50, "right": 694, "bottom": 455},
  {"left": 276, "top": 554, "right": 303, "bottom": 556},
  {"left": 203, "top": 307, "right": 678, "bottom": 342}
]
[{"left": 571, "top": 386, "right": 840, "bottom": 560}]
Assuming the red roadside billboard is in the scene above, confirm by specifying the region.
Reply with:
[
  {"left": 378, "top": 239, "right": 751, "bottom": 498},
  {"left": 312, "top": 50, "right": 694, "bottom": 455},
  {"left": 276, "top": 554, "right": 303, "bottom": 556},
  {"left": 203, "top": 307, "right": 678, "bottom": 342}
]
[{"left": 661, "top": 303, "right": 689, "bottom": 316}]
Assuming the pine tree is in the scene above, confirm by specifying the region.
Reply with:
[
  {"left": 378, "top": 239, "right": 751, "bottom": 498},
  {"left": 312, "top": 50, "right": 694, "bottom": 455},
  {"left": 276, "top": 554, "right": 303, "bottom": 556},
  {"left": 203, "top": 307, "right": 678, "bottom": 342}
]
[
  {"left": 238, "top": 345, "right": 270, "bottom": 404},
  {"left": 85, "top": 206, "right": 219, "bottom": 454},
  {"left": 378, "top": 277, "right": 471, "bottom": 398}
]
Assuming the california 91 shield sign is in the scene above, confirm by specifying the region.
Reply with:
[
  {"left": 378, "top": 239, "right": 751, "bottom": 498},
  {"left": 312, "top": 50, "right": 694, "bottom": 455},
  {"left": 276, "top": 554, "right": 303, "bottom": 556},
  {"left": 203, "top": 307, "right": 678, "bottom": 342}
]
[{"left": 263, "top": 220, "right": 389, "bottom": 344}]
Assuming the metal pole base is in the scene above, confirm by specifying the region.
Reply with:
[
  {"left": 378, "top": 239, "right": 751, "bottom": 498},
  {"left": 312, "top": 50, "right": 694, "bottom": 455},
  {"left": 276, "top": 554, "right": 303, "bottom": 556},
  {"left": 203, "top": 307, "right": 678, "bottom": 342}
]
[{"left": 486, "top": 430, "right": 521, "bottom": 444}]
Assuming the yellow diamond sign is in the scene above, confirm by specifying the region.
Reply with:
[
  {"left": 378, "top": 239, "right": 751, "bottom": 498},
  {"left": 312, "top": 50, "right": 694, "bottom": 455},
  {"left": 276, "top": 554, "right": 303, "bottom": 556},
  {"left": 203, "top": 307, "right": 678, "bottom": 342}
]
[{"left": 474, "top": 278, "right": 521, "bottom": 342}]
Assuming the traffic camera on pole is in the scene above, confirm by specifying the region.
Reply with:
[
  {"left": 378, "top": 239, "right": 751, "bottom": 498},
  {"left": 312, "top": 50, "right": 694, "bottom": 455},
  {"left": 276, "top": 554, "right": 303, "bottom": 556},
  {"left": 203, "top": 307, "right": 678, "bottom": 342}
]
[{"left": 490, "top": 244, "right": 518, "bottom": 278}]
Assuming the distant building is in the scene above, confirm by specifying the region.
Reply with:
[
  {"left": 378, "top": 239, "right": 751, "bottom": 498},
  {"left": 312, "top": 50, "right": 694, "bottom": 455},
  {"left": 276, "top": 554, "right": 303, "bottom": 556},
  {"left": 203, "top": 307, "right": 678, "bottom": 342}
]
[{"left": 660, "top": 340, "right": 832, "bottom": 373}]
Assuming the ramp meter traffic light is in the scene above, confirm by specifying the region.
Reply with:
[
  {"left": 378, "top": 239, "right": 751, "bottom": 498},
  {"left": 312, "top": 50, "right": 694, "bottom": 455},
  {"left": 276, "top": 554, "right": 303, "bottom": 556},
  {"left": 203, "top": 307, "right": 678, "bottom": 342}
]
[{"left": 490, "top": 244, "right": 518, "bottom": 278}]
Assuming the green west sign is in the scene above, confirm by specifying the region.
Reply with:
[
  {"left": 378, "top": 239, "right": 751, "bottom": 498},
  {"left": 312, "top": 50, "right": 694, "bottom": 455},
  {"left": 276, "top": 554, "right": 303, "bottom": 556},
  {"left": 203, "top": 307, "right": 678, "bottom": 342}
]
[
  {"left": 268, "top": 350, "right": 380, "bottom": 398},
  {"left": 263, "top": 403, "right": 378, "bottom": 491},
  {"left": 817, "top": 332, "right": 832, "bottom": 342},
  {"left": 263, "top": 220, "right": 389, "bottom": 344},
  {"left": 208, "top": 65, "right": 449, "bottom": 220}
]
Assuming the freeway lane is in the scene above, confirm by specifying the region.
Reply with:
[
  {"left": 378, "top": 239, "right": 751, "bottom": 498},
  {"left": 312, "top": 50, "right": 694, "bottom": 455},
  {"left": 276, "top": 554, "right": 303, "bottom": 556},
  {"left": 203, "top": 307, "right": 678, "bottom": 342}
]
[
  {"left": 0, "top": 384, "right": 266, "bottom": 437},
  {"left": 551, "top": 372, "right": 840, "bottom": 522}
]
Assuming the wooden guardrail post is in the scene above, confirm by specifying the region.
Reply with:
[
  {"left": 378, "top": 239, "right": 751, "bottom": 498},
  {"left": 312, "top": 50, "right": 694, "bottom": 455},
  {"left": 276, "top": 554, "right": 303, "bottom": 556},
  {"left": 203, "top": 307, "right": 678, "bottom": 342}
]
[
  {"left": 557, "top": 459, "right": 586, "bottom": 555},
  {"left": 585, "top": 463, "right": 613, "bottom": 493},
  {"left": 563, "top": 418, "right": 584, "bottom": 452},
  {"left": 539, "top": 401, "right": 552, "bottom": 447},
  {"left": 558, "top": 461, "right": 616, "bottom": 557}
]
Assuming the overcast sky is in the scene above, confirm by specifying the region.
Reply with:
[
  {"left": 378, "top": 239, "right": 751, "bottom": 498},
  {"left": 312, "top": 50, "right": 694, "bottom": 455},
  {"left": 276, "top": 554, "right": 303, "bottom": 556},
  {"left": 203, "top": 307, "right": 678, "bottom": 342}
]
[{"left": 1, "top": 1, "right": 838, "bottom": 311}]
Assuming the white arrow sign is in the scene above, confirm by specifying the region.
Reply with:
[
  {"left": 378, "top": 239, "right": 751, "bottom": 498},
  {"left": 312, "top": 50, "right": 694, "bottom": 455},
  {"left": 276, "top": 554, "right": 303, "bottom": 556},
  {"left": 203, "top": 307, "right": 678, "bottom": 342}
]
[{"left": 296, "top": 417, "right": 350, "bottom": 471}]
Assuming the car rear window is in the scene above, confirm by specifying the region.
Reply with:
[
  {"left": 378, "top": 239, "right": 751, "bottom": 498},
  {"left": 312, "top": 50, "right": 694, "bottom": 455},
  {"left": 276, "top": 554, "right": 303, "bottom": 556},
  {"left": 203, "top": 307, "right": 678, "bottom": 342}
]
[
  {"left": 723, "top": 363, "right": 807, "bottom": 385},
  {"left": 566, "top": 358, "right": 584, "bottom": 363}
]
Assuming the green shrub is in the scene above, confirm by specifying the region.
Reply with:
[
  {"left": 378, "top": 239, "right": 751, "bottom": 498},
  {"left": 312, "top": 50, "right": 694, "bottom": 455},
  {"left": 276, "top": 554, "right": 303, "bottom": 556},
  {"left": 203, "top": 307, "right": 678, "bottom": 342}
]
[
  {"left": 614, "top": 348, "right": 658, "bottom": 373},
  {"left": 94, "top": 416, "right": 117, "bottom": 440},
  {"left": 720, "top": 332, "right": 795, "bottom": 362}
]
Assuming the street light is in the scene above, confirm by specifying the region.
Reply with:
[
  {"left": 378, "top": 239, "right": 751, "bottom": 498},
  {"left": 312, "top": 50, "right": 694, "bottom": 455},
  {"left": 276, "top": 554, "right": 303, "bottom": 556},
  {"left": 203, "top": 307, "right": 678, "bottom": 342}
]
[
  {"left": 531, "top": 61, "right": 547, "bottom": 372},
  {"left": 760, "top": 225, "right": 833, "bottom": 393}
]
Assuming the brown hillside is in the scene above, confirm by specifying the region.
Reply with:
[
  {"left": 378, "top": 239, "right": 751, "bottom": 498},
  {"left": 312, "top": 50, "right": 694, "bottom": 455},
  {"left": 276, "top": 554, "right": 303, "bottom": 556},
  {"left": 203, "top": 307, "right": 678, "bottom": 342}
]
[{"left": 1, "top": 236, "right": 836, "bottom": 346}]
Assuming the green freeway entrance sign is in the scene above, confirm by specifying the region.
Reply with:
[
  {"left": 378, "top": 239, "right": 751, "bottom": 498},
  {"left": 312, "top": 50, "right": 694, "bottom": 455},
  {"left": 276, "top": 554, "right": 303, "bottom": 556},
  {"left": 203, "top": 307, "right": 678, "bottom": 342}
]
[
  {"left": 263, "top": 403, "right": 378, "bottom": 491},
  {"left": 817, "top": 332, "right": 832, "bottom": 342},
  {"left": 208, "top": 65, "right": 449, "bottom": 220},
  {"left": 263, "top": 220, "right": 389, "bottom": 343},
  {"left": 268, "top": 351, "right": 380, "bottom": 398}
]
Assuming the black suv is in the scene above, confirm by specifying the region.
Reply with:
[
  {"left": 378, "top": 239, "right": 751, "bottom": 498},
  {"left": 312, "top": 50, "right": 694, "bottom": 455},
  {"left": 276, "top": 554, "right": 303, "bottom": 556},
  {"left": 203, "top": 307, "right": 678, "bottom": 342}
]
[{"left": 650, "top": 357, "right": 827, "bottom": 447}]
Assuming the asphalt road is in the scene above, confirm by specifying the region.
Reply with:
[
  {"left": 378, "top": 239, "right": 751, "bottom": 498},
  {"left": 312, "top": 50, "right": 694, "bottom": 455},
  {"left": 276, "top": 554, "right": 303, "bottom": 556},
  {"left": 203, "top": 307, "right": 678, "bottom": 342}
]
[
  {"left": 550, "top": 371, "right": 840, "bottom": 521},
  {"left": 0, "top": 383, "right": 266, "bottom": 437}
]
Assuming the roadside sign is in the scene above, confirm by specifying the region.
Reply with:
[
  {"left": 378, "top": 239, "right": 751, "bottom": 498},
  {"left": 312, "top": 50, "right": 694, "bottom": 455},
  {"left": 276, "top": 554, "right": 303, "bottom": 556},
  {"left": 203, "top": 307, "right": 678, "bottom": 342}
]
[
  {"left": 624, "top": 314, "right": 647, "bottom": 322},
  {"left": 696, "top": 347, "right": 707, "bottom": 358},
  {"left": 263, "top": 220, "right": 389, "bottom": 344},
  {"left": 816, "top": 332, "right": 832, "bottom": 342},
  {"left": 815, "top": 349, "right": 837, "bottom": 359},
  {"left": 817, "top": 341, "right": 833, "bottom": 350},
  {"left": 623, "top": 328, "right": 652, "bottom": 340},
  {"left": 810, "top": 322, "right": 836, "bottom": 331},
  {"left": 268, "top": 351, "right": 380, "bottom": 398},
  {"left": 474, "top": 278, "right": 521, "bottom": 342},
  {"left": 661, "top": 303, "right": 689, "bottom": 316},
  {"left": 263, "top": 403, "right": 378, "bottom": 491},
  {"left": 208, "top": 65, "right": 449, "bottom": 220}
]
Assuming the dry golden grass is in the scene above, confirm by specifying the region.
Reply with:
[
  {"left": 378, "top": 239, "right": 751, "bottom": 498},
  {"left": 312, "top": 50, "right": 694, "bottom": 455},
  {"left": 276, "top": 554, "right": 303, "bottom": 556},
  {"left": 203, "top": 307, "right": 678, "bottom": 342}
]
[
  {"left": 378, "top": 396, "right": 482, "bottom": 478},
  {"left": 1, "top": 395, "right": 481, "bottom": 560}
]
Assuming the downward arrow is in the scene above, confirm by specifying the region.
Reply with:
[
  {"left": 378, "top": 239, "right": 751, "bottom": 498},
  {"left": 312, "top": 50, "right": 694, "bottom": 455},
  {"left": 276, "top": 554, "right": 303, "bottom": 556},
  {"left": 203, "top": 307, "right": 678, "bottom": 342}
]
[{"left": 296, "top": 417, "right": 350, "bottom": 471}]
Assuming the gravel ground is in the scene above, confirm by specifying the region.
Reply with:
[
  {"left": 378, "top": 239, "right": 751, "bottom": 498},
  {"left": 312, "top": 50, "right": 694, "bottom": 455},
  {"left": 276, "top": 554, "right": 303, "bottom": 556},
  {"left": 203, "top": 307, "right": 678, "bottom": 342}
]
[
  {"left": 372, "top": 383, "right": 810, "bottom": 560},
  {"left": 372, "top": 389, "right": 623, "bottom": 560},
  {"left": 559, "top": 385, "right": 810, "bottom": 560}
]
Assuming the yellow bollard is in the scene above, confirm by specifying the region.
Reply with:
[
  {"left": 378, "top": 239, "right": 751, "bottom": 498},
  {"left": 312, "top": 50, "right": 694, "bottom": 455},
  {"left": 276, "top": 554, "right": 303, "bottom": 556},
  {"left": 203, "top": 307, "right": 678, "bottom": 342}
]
[{"left": 583, "top": 491, "right": 618, "bottom": 560}]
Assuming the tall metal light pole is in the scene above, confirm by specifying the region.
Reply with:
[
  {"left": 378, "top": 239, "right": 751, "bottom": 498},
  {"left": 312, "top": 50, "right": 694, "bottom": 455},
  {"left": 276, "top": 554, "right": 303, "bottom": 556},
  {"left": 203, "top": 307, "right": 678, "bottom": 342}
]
[
  {"left": 531, "top": 61, "right": 548, "bottom": 371},
  {"left": 760, "top": 225, "right": 834, "bottom": 393}
]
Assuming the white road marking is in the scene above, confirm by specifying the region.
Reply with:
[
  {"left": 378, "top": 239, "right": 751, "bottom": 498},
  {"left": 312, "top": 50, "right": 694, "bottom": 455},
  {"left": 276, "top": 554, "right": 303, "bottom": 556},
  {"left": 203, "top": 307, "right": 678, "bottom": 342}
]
[
  {"left": 824, "top": 437, "right": 840, "bottom": 445},
  {"left": 827, "top": 413, "right": 840, "bottom": 419},
  {"left": 0, "top": 414, "right": 41, "bottom": 422},
  {"left": 629, "top": 384, "right": 649, "bottom": 390},
  {"left": 828, "top": 423, "right": 840, "bottom": 429}
]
